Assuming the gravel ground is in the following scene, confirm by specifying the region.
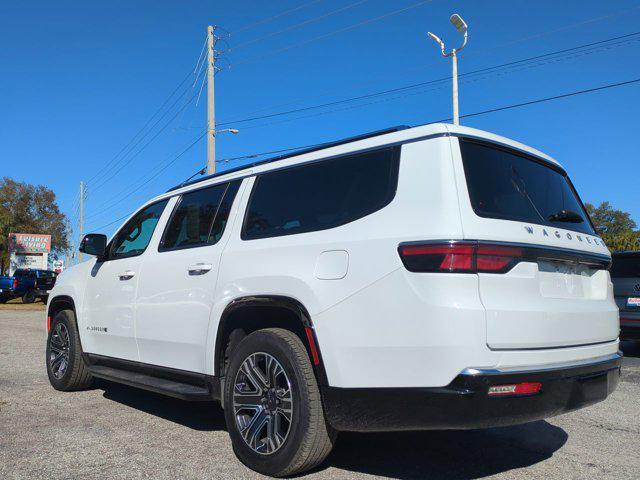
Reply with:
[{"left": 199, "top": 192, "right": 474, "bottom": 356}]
[{"left": 1, "top": 310, "right": 639, "bottom": 480}]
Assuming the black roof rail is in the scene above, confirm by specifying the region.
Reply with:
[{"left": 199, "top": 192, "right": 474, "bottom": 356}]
[{"left": 167, "top": 125, "right": 411, "bottom": 192}]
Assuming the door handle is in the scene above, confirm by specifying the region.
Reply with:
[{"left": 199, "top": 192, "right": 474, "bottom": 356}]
[
  {"left": 188, "top": 263, "right": 213, "bottom": 275},
  {"left": 118, "top": 270, "right": 135, "bottom": 281}
]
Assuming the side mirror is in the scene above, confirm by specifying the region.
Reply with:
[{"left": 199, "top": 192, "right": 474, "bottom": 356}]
[{"left": 79, "top": 234, "right": 108, "bottom": 258}]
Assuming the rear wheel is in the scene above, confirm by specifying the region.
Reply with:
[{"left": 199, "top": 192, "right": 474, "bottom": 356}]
[
  {"left": 46, "top": 309, "right": 93, "bottom": 391},
  {"left": 22, "top": 290, "right": 36, "bottom": 304},
  {"left": 223, "top": 328, "right": 334, "bottom": 477}
]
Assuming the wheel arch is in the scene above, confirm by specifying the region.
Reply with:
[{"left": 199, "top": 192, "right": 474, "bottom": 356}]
[
  {"left": 47, "top": 295, "right": 78, "bottom": 334},
  {"left": 214, "top": 295, "right": 328, "bottom": 386}
]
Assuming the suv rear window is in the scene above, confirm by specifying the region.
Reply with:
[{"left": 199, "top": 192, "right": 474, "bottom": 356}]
[
  {"left": 610, "top": 254, "right": 640, "bottom": 278},
  {"left": 242, "top": 147, "right": 400, "bottom": 240},
  {"left": 460, "top": 139, "right": 595, "bottom": 235}
]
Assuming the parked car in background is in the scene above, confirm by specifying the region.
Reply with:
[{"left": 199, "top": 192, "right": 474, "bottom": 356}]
[
  {"left": 0, "top": 275, "right": 18, "bottom": 303},
  {"left": 45, "top": 123, "right": 621, "bottom": 477},
  {"left": 611, "top": 251, "right": 640, "bottom": 341},
  {"left": 0, "top": 269, "right": 57, "bottom": 304}
]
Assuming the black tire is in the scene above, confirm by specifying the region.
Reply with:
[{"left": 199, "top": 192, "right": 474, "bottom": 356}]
[
  {"left": 0, "top": 297, "right": 7, "bottom": 304},
  {"left": 46, "top": 309, "right": 93, "bottom": 391},
  {"left": 22, "top": 290, "right": 36, "bottom": 304},
  {"left": 223, "top": 328, "right": 334, "bottom": 477},
  {"left": 41, "top": 295, "right": 49, "bottom": 304}
]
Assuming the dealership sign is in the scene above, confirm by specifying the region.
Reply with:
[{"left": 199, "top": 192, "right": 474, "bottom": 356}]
[{"left": 8, "top": 233, "right": 51, "bottom": 253}]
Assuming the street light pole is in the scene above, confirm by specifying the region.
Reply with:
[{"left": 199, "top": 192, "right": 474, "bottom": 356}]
[
  {"left": 452, "top": 50, "right": 459, "bottom": 125},
  {"left": 428, "top": 14, "right": 469, "bottom": 126}
]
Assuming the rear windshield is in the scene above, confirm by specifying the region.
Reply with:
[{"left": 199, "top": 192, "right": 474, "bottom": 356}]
[
  {"left": 460, "top": 139, "right": 595, "bottom": 235},
  {"left": 39, "top": 271, "right": 56, "bottom": 278},
  {"left": 611, "top": 255, "right": 640, "bottom": 278}
]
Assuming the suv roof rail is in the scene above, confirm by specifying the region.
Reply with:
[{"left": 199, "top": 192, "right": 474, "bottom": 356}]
[{"left": 168, "top": 125, "right": 411, "bottom": 192}]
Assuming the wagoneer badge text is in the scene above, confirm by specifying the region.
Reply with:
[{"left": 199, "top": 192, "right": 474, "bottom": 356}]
[{"left": 524, "top": 226, "right": 602, "bottom": 246}]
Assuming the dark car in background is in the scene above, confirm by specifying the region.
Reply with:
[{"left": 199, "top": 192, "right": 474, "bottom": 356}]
[
  {"left": 0, "top": 269, "right": 57, "bottom": 304},
  {"left": 611, "top": 251, "right": 640, "bottom": 341}
]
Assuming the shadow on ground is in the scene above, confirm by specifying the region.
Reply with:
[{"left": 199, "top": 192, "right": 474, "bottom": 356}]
[
  {"left": 99, "top": 380, "right": 567, "bottom": 479},
  {"left": 323, "top": 422, "right": 567, "bottom": 479},
  {"left": 100, "top": 381, "right": 226, "bottom": 431}
]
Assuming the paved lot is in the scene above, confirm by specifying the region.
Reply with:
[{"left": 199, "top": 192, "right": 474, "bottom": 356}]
[{"left": 1, "top": 309, "right": 639, "bottom": 480}]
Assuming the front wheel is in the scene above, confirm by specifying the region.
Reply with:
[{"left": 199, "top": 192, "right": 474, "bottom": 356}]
[
  {"left": 46, "top": 309, "right": 93, "bottom": 391},
  {"left": 223, "top": 328, "right": 334, "bottom": 477}
]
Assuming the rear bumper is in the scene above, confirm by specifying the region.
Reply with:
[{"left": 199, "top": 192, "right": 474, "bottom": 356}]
[{"left": 323, "top": 352, "right": 622, "bottom": 432}]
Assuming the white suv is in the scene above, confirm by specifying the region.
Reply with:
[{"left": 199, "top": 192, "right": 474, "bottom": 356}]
[{"left": 46, "top": 123, "right": 621, "bottom": 477}]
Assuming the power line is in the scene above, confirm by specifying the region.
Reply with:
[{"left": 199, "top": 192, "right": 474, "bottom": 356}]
[
  {"left": 228, "top": 0, "right": 371, "bottom": 52},
  {"left": 84, "top": 129, "right": 207, "bottom": 222},
  {"left": 231, "top": 0, "right": 434, "bottom": 67},
  {"left": 217, "top": 31, "right": 640, "bottom": 128},
  {"left": 453, "top": 77, "right": 640, "bottom": 121},
  {"left": 229, "top": 46, "right": 636, "bottom": 133},
  {"left": 88, "top": 212, "right": 133, "bottom": 234},
  {"left": 193, "top": 33, "right": 209, "bottom": 83},
  {"left": 477, "top": 4, "right": 640, "bottom": 55},
  {"left": 86, "top": 69, "right": 194, "bottom": 185},
  {"left": 89, "top": 90, "right": 200, "bottom": 194},
  {"left": 93, "top": 76, "right": 639, "bottom": 232},
  {"left": 231, "top": 0, "right": 326, "bottom": 35},
  {"left": 212, "top": 76, "right": 640, "bottom": 164},
  {"left": 214, "top": 4, "right": 640, "bottom": 124}
]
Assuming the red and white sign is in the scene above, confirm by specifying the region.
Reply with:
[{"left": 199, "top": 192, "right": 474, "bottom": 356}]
[{"left": 8, "top": 233, "right": 51, "bottom": 254}]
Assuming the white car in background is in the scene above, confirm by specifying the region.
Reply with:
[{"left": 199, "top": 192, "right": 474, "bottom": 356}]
[{"left": 45, "top": 123, "right": 621, "bottom": 477}]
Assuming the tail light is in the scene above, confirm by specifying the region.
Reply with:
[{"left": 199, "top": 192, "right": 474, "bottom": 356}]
[
  {"left": 398, "top": 242, "right": 523, "bottom": 274},
  {"left": 488, "top": 382, "right": 542, "bottom": 396},
  {"left": 12, "top": 278, "right": 18, "bottom": 289}
]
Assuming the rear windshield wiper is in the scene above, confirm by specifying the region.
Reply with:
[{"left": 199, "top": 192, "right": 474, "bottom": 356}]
[{"left": 548, "top": 209, "right": 584, "bottom": 223}]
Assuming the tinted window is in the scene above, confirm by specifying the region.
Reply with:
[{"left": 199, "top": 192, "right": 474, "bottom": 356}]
[
  {"left": 160, "top": 183, "right": 228, "bottom": 251},
  {"left": 243, "top": 147, "right": 399, "bottom": 240},
  {"left": 38, "top": 271, "right": 56, "bottom": 278},
  {"left": 460, "top": 140, "right": 595, "bottom": 235},
  {"left": 611, "top": 255, "right": 640, "bottom": 278},
  {"left": 210, "top": 181, "right": 241, "bottom": 244},
  {"left": 110, "top": 200, "right": 168, "bottom": 259}
]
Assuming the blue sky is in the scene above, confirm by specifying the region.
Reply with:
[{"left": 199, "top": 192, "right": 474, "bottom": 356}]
[{"left": 1, "top": 0, "right": 639, "bottom": 241}]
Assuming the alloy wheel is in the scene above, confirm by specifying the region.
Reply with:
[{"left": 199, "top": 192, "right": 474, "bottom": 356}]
[
  {"left": 49, "top": 322, "right": 70, "bottom": 379},
  {"left": 233, "top": 352, "right": 293, "bottom": 455}
]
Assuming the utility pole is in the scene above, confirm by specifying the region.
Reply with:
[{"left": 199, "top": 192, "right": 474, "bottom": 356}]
[
  {"left": 206, "top": 25, "right": 216, "bottom": 175},
  {"left": 78, "top": 181, "right": 85, "bottom": 263},
  {"left": 427, "top": 14, "right": 469, "bottom": 126}
]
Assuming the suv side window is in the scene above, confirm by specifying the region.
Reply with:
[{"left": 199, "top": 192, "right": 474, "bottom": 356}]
[
  {"left": 110, "top": 200, "right": 168, "bottom": 260},
  {"left": 160, "top": 180, "right": 241, "bottom": 251},
  {"left": 242, "top": 147, "right": 400, "bottom": 240}
]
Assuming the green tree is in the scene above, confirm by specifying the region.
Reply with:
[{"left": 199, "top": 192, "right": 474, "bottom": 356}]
[
  {"left": 585, "top": 201, "right": 640, "bottom": 252},
  {"left": 0, "top": 177, "right": 71, "bottom": 274}
]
